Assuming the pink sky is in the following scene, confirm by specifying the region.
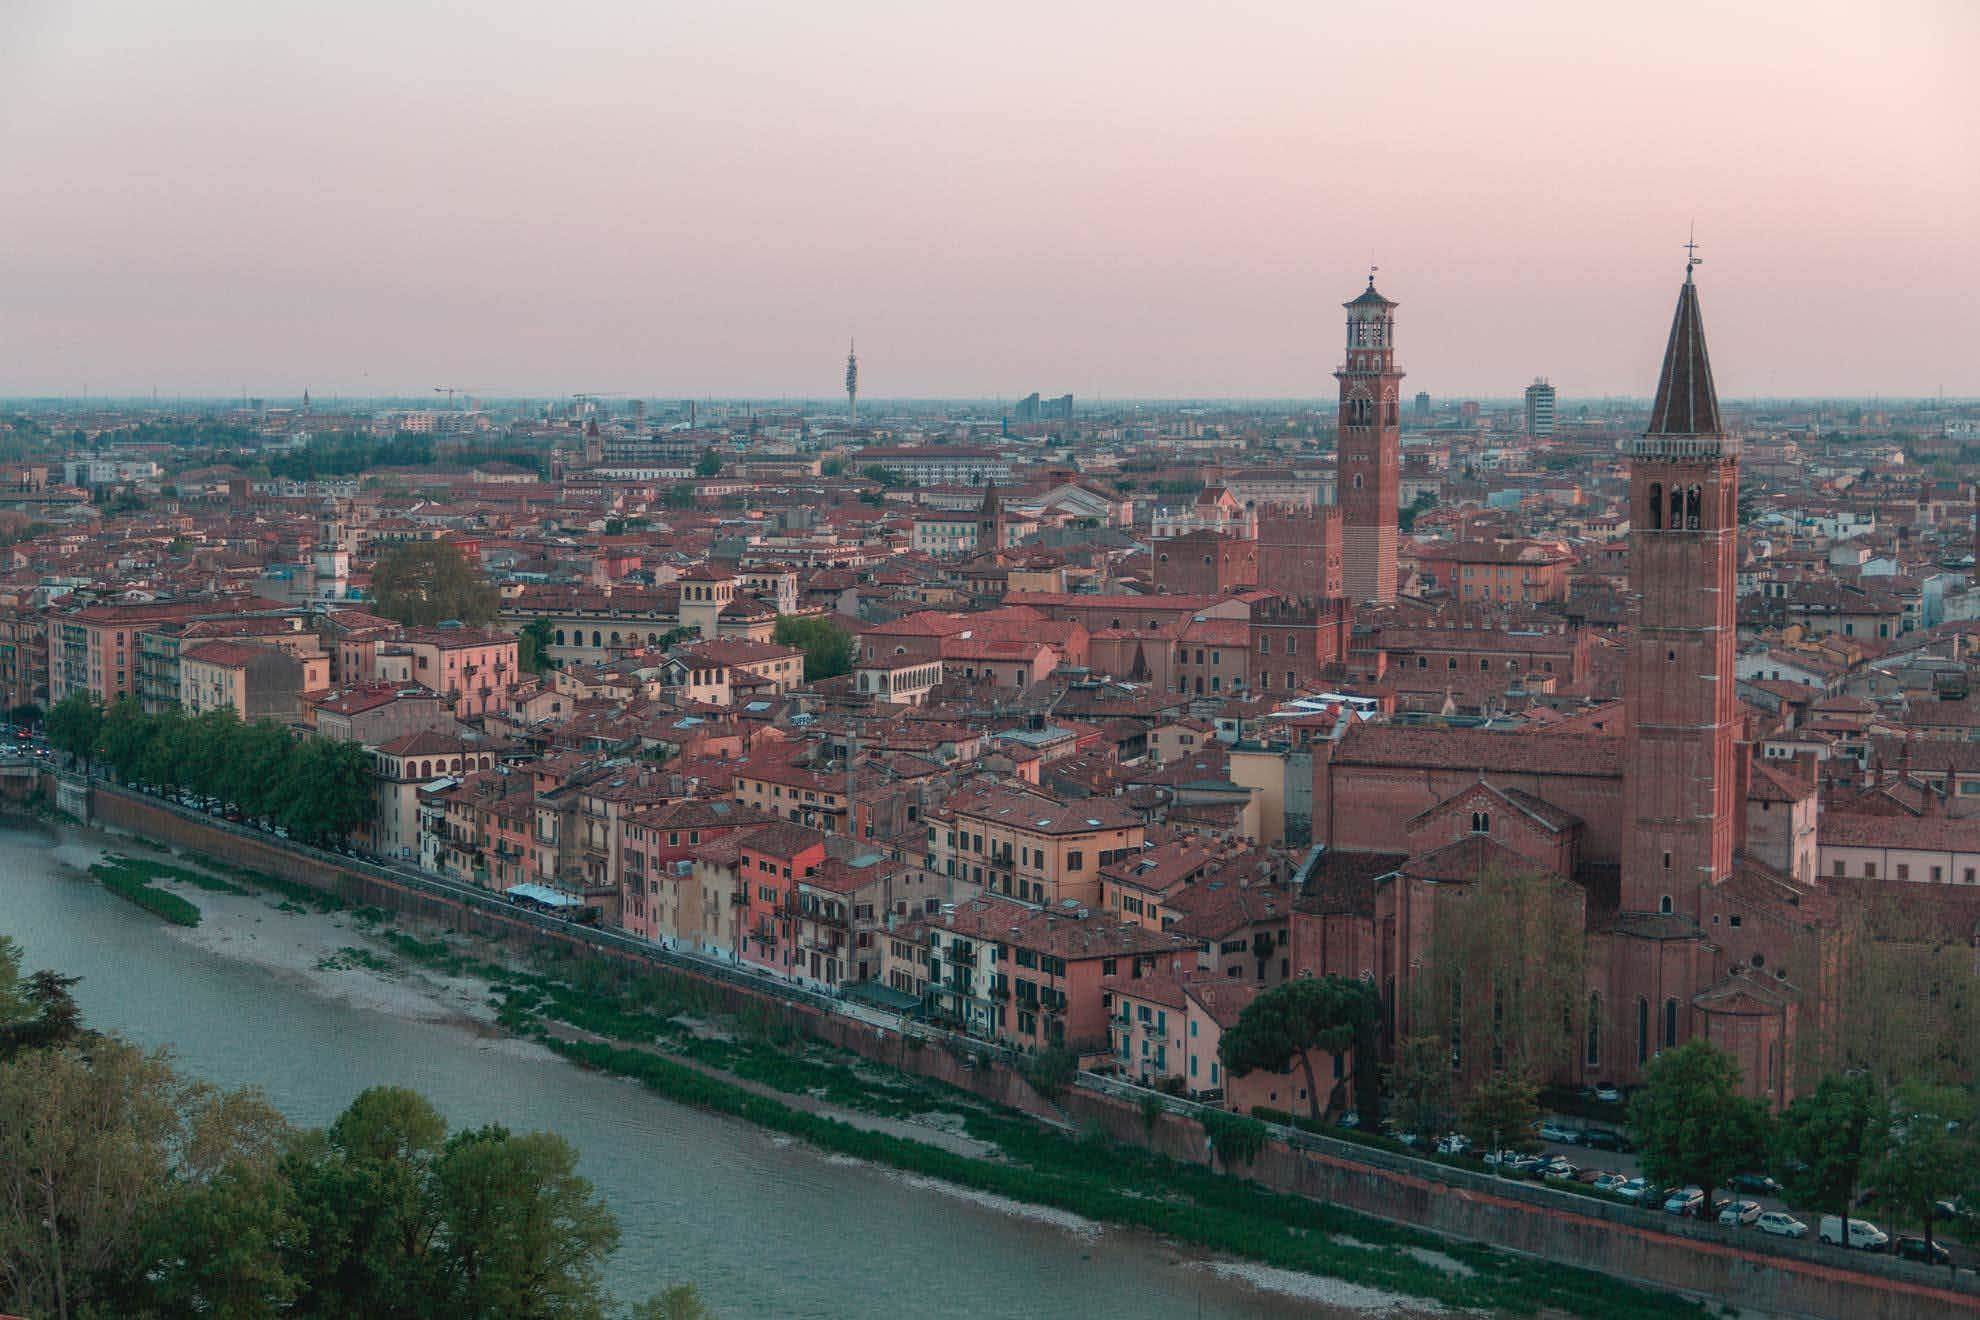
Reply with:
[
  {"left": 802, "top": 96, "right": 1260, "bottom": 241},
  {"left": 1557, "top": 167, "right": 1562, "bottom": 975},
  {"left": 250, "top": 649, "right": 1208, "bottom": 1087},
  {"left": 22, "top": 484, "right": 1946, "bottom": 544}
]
[{"left": 1, "top": 0, "right": 1974, "bottom": 400}]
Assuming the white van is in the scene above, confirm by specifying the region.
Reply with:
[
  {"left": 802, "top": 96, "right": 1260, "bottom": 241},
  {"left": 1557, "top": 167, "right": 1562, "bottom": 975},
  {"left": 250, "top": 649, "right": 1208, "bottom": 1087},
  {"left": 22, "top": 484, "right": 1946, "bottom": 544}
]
[{"left": 1818, "top": 1216, "right": 1888, "bottom": 1250}]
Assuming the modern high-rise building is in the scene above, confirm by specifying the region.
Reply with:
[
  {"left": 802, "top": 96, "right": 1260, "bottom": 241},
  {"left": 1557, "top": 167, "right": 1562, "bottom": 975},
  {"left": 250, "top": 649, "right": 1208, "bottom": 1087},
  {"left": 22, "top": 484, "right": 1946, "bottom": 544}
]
[
  {"left": 1524, "top": 377, "right": 1557, "bottom": 436},
  {"left": 845, "top": 340, "right": 859, "bottom": 423},
  {"left": 1335, "top": 272, "right": 1403, "bottom": 603}
]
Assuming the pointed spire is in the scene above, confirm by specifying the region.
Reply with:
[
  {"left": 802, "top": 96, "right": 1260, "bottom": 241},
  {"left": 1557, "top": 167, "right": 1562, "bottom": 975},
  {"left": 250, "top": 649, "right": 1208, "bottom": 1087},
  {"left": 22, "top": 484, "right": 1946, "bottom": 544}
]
[{"left": 1646, "top": 256, "right": 1722, "bottom": 438}]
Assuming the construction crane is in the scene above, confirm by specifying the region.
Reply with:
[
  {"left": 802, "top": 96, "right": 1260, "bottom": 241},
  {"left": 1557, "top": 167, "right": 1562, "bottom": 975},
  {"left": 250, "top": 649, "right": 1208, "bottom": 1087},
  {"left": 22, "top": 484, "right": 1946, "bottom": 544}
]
[{"left": 433, "top": 386, "right": 489, "bottom": 411}]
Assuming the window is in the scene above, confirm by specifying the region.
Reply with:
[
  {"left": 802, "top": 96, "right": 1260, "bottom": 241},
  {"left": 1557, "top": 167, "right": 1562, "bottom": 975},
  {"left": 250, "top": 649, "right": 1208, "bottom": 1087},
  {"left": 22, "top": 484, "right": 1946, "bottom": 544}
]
[
  {"left": 1729, "top": 913, "right": 1742, "bottom": 928},
  {"left": 1469, "top": 810, "right": 1489, "bottom": 834},
  {"left": 1896, "top": 863, "right": 1910, "bottom": 880},
  {"left": 1637, "top": 998, "right": 1649, "bottom": 1064},
  {"left": 1067, "top": 850, "right": 1084, "bottom": 871},
  {"left": 1663, "top": 998, "right": 1679, "bottom": 1049},
  {"left": 1659, "top": 895, "right": 1673, "bottom": 916},
  {"left": 1586, "top": 992, "right": 1601, "bottom": 1069}
]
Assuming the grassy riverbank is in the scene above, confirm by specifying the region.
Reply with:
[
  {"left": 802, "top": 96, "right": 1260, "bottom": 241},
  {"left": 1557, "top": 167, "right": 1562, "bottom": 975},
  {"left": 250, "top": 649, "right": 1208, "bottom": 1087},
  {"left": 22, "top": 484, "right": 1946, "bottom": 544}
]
[{"left": 90, "top": 853, "right": 244, "bottom": 926}]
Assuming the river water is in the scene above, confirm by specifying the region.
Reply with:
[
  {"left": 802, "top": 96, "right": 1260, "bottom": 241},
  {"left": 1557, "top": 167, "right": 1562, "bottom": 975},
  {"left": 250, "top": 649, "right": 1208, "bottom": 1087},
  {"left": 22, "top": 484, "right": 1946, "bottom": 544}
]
[{"left": 1, "top": 823, "right": 1376, "bottom": 1319}]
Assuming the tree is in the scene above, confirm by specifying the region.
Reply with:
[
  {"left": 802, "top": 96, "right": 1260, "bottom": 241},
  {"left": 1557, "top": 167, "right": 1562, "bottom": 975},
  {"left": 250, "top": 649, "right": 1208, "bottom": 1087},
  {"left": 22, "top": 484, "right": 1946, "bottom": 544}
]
[
  {"left": 371, "top": 540, "right": 498, "bottom": 627},
  {"left": 428, "top": 1125, "right": 619, "bottom": 1319},
  {"left": 45, "top": 691, "right": 103, "bottom": 767},
  {"left": 772, "top": 615, "right": 854, "bottom": 682},
  {"left": 1220, "top": 975, "right": 1381, "bottom": 1122},
  {"left": 1866, "top": 1080, "right": 1976, "bottom": 1251},
  {"left": 98, "top": 696, "right": 154, "bottom": 783},
  {"left": 695, "top": 451, "right": 723, "bottom": 477},
  {"left": 661, "top": 484, "right": 696, "bottom": 510},
  {"left": 860, "top": 464, "right": 904, "bottom": 488},
  {"left": 1628, "top": 1041, "right": 1771, "bottom": 1220},
  {"left": 1774, "top": 1072, "right": 1882, "bottom": 1239},
  {"left": 520, "top": 617, "right": 559, "bottom": 674},
  {"left": 1410, "top": 866, "right": 1585, "bottom": 1087},
  {"left": 819, "top": 457, "right": 845, "bottom": 477},
  {"left": 276, "top": 737, "right": 377, "bottom": 844},
  {"left": 283, "top": 1085, "right": 450, "bottom": 1316},
  {"left": 1820, "top": 896, "right": 1980, "bottom": 1089},
  {"left": 0, "top": 1040, "right": 192, "bottom": 1319},
  {"left": 1386, "top": 1034, "right": 1457, "bottom": 1140},
  {"left": 1459, "top": 1069, "right": 1542, "bottom": 1155}
]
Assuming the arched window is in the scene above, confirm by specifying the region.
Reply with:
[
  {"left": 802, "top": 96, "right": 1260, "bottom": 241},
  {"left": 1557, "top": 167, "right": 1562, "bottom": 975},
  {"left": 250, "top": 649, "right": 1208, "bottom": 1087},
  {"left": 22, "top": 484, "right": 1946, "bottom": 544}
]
[
  {"left": 1669, "top": 485, "right": 1683, "bottom": 526},
  {"left": 1636, "top": 998, "right": 1650, "bottom": 1064},
  {"left": 1647, "top": 482, "right": 1663, "bottom": 530},
  {"left": 1470, "top": 810, "right": 1490, "bottom": 834},
  {"left": 1663, "top": 997, "right": 1679, "bottom": 1049},
  {"left": 1685, "top": 485, "right": 1702, "bottom": 529},
  {"left": 554, "top": 629, "right": 565, "bottom": 646},
  {"left": 1586, "top": 992, "right": 1602, "bottom": 1069},
  {"left": 1659, "top": 894, "right": 1674, "bottom": 916},
  {"left": 591, "top": 630, "right": 601, "bottom": 648},
  {"left": 1353, "top": 474, "right": 1363, "bottom": 490}
]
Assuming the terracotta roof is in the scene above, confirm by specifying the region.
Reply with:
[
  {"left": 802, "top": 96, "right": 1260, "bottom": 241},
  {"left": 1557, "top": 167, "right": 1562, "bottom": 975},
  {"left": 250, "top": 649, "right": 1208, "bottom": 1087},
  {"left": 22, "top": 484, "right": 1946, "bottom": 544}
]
[{"left": 1334, "top": 723, "right": 1622, "bottom": 778}]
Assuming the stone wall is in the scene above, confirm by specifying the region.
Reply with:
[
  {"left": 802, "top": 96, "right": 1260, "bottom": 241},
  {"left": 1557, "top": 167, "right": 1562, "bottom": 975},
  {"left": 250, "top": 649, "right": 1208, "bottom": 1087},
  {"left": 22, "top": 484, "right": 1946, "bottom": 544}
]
[{"left": 86, "top": 784, "right": 1980, "bottom": 1320}]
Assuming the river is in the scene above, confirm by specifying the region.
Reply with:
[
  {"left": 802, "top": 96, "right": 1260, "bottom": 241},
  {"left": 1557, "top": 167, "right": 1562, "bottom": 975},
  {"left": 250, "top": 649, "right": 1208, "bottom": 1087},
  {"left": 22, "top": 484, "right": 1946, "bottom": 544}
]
[{"left": 1, "top": 822, "right": 1386, "bottom": 1319}]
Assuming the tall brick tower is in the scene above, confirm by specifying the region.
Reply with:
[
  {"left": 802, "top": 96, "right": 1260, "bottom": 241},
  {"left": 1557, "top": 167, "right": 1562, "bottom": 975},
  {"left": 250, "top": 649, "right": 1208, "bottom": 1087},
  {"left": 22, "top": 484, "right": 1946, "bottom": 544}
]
[
  {"left": 1620, "top": 254, "right": 1740, "bottom": 921},
  {"left": 1336, "top": 273, "right": 1403, "bottom": 602}
]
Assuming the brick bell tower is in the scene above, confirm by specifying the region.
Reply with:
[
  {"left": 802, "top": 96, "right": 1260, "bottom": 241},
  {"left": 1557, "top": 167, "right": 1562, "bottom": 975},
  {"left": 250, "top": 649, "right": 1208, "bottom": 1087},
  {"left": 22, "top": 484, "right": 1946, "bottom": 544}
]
[
  {"left": 1620, "top": 252, "right": 1740, "bottom": 922},
  {"left": 1336, "top": 271, "right": 1403, "bottom": 603}
]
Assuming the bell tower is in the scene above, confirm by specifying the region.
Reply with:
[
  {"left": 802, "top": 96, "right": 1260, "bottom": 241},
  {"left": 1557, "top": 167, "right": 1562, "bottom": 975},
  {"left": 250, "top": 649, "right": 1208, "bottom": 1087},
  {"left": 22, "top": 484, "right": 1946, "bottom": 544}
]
[
  {"left": 1336, "top": 272, "right": 1403, "bottom": 603},
  {"left": 1620, "top": 254, "right": 1741, "bottom": 921}
]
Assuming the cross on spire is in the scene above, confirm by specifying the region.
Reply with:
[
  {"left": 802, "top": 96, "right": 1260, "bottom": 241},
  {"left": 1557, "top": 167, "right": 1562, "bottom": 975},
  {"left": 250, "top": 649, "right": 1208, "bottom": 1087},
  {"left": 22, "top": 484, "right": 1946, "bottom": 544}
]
[{"left": 1683, "top": 224, "right": 1702, "bottom": 282}]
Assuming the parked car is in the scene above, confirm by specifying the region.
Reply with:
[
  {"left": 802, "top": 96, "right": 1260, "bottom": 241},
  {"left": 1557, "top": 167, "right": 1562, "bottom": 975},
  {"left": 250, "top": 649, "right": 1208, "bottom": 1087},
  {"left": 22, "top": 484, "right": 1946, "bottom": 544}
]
[
  {"left": 1894, "top": 1236, "right": 1951, "bottom": 1266},
  {"left": 1581, "top": 1127, "right": 1633, "bottom": 1152},
  {"left": 1538, "top": 1157, "right": 1578, "bottom": 1182},
  {"left": 1934, "top": 1197, "right": 1970, "bottom": 1222},
  {"left": 1718, "top": 1200, "right": 1762, "bottom": 1227},
  {"left": 1481, "top": 1148, "right": 1518, "bottom": 1166},
  {"left": 1506, "top": 1154, "right": 1546, "bottom": 1177},
  {"left": 1593, "top": 1082, "right": 1623, "bottom": 1102},
  {"left": 1574, "top": 1167, "right": 1610, "bottom": 1185},
  {"left": 1819, "top": 1216, "right": 1888, "bottom": 1250},
  {"left": 1617, "top": 1177, "right": 1654, "bottom": 1202},
  {"left": 1335, "top": 1111, "right": 1359, "bottom": 1130},
  {"left": 1663, "top": 1187, "right": 1704, "bottom": 1216},
  {"left": 1756, "top": 1211, "right": 1808, "bottom": 1239},
  {"left": 1730, "top": 1172, "right": 1783, "bottom": 1196},
  {"left": 1434, "top": 1133, "right": 1471, "bottom": 1156},
  {"left": 1535, "top": 1121, "right": 1581, "bottom": 1145},
  {"left": 1592, "top": 1172, "right": 1629, "bottom": 1193}
]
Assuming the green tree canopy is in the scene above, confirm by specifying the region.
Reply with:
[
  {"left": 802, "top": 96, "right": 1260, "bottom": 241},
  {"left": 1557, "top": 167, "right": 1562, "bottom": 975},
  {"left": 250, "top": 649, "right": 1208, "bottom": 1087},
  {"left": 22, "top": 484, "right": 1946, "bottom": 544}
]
[
  {"left": 1773, "top": 1072, "right": 1882, "bottom": 1236},
  {"left": 1628, "top": 1041, "right": 1772, "bottom": 1220},
  {"left": 46, "top": 691, "right": 103, "bottom": 764},
  {"left": 1458, "top": 1069, "right": 1541, "bottom": 1155},
  {"left": 1386, "top": 1033, "right": 1457, "bottom": 1140},
  {"left": 371, "top": 540, "right": 498, "bottom": 627},
  {"left": 1220, "top": 975, "right": 1381, "bottom": 1121},
  {"left": 520, "top": 617, "right": 559, "bottom": 674},
  {"left": 694, "top": 450, "right": 723, "bottom": 477},
  {"left": 772, "top": 615, "right": 854, "bottom": 682},
  {"left": 1866, "top": 1080, "right": 1977, "bottom": 1250}
]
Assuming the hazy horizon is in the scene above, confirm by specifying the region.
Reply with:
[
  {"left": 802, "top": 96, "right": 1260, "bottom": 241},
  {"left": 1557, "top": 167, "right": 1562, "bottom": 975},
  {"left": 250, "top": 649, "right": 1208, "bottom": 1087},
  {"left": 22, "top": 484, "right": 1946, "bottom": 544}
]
[{"left": 3, "top": 1, "right": 1975, "bottom": 400}]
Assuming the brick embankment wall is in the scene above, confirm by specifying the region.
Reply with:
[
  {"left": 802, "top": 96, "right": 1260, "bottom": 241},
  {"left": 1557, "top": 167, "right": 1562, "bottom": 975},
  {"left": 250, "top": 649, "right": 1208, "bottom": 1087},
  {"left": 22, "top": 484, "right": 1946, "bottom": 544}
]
[{"left": 85, "top": 787, "right": 1980, "bottom": 1320}]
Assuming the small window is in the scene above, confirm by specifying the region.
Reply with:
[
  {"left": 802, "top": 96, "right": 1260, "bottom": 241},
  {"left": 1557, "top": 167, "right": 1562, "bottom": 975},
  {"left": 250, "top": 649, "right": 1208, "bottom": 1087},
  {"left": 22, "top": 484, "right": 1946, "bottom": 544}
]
[{"left": 1659, "top": 895, "right": 1674, "bottom": 916}]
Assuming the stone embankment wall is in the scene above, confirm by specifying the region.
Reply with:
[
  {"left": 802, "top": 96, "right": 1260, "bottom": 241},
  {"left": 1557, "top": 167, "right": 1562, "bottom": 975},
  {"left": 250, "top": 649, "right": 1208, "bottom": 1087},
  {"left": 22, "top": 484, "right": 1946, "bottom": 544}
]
[{"left": 87, "top": 785, "right": 1980, "bottom": 1320}]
